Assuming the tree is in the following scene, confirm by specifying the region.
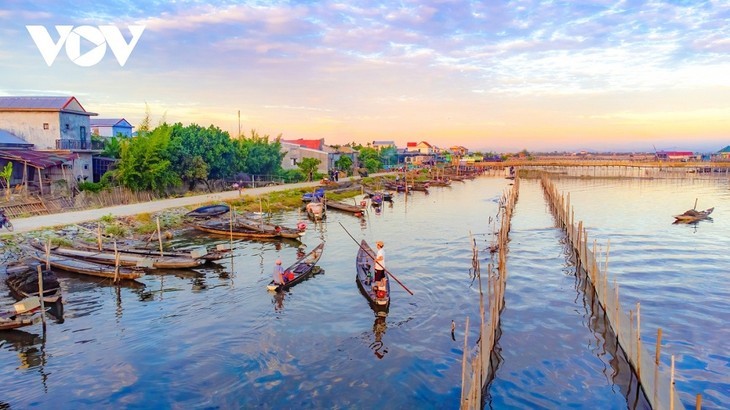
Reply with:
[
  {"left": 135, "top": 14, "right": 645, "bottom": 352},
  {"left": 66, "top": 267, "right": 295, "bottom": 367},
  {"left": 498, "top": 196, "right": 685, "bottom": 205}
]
[
  {"left": 101, "top": 136, "right": 123, "bottom": 159},
  {"left": 168, "top": 123, "right": 239, "bottom": 183},
  {"left": 335, "top": 155, "right": 353, "bottom": 174},
  {"left": 297, "top": 158, "right": 321, "bottom": 181},
  {"left": 237, "top": 130, "right": 284, "bottom": 177},
  {"left": 357, "top": 147, "right": 382, "bottom": 171},
  {"left": 111, "top": 125, "right": 180, "bottom": 194},
  {"left": 0, "top": 162, "right": 12, "bottom": 200}
]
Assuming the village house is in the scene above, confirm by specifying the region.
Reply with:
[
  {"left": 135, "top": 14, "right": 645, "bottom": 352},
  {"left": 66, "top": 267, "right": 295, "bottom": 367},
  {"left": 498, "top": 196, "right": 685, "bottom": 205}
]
[
  {"left": 280, "top": 138, "right": 329, "bottom": 176},
  {"left": 0, "top": 96, "right": 99, "bottom": 192},
  {"left": 372, "top": 140, "right": 396, "bottom": 151},
  {"left": 716, "top": 145, "right": 730, "bottom": 160},
  {"left": 90, "top": 118, "right": 134, "bottom": 138}
]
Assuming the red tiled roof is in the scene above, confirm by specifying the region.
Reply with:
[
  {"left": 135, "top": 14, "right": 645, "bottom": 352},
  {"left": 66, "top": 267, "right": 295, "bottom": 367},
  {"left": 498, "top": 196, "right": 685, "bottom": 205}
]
[{"left": 282, "top": 138, "right": 323, "bottom": 151}]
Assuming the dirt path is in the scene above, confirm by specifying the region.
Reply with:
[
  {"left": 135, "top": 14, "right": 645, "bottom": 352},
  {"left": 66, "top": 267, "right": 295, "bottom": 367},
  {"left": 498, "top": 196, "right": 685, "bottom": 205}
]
[{"left": 4, "top": 178, "right": 365, "bottom": 235}]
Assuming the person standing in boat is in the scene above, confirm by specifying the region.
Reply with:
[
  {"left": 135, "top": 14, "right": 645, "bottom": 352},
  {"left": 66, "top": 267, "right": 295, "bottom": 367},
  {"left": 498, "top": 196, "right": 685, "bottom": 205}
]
[
  {"left": 374, "top": 241, "right": 387, "bottom": 290},
  {"left": 273, "top": 259, "right": 285, "bottom": 285}
]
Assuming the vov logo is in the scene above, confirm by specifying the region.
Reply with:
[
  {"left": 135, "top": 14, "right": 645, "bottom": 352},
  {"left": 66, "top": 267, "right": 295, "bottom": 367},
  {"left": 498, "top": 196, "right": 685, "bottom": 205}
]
[{"left": 26, "top": 25, "right": 145, "bottom": 67}]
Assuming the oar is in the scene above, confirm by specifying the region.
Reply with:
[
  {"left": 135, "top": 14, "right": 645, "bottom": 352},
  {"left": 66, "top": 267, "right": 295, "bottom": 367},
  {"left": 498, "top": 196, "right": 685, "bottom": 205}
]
[{"left": 338, "top": 222, "right": 414, "bottom": 295}]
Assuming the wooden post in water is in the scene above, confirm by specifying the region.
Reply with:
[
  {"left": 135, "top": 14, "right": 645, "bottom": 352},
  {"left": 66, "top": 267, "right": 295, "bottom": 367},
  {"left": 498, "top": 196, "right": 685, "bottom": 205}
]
[
  {"left": 36, "top": 265, "right": 46, "bottom": 328},
  {"left": 655, "top": 328, "right": 663, "bottom": 366},
  {"left": 637, "top": 302, "right": 642, "bottom": 379},
  {"left": 97, "top": 222, "right": 102, "bottom": 250},
  {"left": 695, "top": 394, "right": 702, "bottom": 410},
  {"left": 113, "top": 240, "right": 120, "bottom": 283},
  {"left": 45, "top": 238, "right": 51, "bottom": 271},
  {"left": 460, "top": 316, "right": 469, "bottom": 406},
  {"left": 156, "top": 217, "right": 163, "bottom": 257},
  {"left": 670, "top": 355, "right": 675, "bottom": 410}
]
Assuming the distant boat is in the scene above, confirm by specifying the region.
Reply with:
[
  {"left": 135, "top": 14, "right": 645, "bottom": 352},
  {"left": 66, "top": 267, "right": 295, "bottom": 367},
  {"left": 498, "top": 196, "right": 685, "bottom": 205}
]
[
  {"left": 673, "top": 207, "right": 714, "bottom": 223},
  {"left": 267, "top": 242, "right": 325, "bottom": 292},
  {"left": 186, "top": 204, "right": 230, "bottom": 218}
]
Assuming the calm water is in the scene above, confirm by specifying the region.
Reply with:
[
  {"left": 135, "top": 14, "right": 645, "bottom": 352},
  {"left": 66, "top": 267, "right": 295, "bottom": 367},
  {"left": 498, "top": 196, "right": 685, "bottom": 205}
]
[{"left": 1, "top": 174, "right": 728, "bottom": 409}]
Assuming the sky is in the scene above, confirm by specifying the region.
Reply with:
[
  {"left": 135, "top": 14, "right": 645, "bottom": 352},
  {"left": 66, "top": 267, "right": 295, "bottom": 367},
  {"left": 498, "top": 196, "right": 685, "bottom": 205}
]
[{"left": 1, "top": 0, "right": 729, "bottom": 153}]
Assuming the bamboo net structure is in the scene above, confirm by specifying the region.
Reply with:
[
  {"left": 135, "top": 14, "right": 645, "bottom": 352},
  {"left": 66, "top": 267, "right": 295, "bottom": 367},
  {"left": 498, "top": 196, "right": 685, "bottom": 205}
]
[
  {"left": 540, "top": 174, "right": 689, "bottom": 410},
  {"left": 460, "top": 177, "right": 520, "bottom": 409}
]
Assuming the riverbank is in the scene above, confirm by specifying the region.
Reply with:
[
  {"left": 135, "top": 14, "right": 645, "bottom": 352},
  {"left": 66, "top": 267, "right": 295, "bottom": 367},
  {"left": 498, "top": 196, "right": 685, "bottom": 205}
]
[{"left": 2, "top": 176, "right": 374, "bottom": 236}]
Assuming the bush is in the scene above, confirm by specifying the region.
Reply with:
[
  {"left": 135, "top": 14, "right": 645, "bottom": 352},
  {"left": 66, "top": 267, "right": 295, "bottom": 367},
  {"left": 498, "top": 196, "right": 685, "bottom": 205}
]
[
  {"left": 277, "top": 169, "right": 305, "bottom": 183},
  {"left": 78, "top": 181, "right": 106, "bottom": 193}
]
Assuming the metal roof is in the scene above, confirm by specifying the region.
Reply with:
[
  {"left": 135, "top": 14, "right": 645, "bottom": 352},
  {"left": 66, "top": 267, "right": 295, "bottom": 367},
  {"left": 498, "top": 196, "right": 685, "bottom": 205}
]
[
  {"left": 0, "top": 96, "right": 97, "bottom": 115},
  {"left": 0, "top": 149, "right": 77, "bottom": 169},
  {"left": 0, "top": 129, "right": 33, "bottom": 147},
  {"left": 90, "top": 118, "right": 133, "bottom": 127}
]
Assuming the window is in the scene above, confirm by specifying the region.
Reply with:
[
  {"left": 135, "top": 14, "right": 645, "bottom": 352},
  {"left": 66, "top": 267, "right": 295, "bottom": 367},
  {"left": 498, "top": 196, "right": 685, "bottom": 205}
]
[
  {"left": 43, "top": 122, "right": 49, "bottom": 130},
  {"left": 291, "top": 158, "right": 298, "bottom": 166},
  {"left": 65, "top": 123, "right": 70, "bottom": 130}
]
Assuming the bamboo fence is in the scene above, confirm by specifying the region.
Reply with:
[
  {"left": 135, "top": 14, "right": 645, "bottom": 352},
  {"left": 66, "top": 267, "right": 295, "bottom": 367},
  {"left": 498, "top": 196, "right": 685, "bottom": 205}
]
[
  {"left": 540, "top": 174, "right": 691, "bottom": 410},
  {"left": 460, "top": 177, "right": 519, "bottom": 409}
]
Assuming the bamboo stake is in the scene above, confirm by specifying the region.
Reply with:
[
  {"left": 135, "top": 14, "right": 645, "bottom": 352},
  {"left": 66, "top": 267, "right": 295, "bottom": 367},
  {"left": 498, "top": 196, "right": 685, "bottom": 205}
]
[
  {"left": 670, "top": 355, "right": 675, "bottom": 410},
  {"left": 156, "top": 217, "right": 163, "bottom": 257},
  {"left": 36, "top": 265, "right": 46, "bottom": 328},
  {"left": 97, "top": 222, "right": 102, "bottom": 250},
  {"left": 113, "top": 240, "right": 120, "bottom": 283},
  {"left": 460, "top": 316, "right": 470, "bottom": 406},
  {"left": 637, "top": 302, "right": 642, "bottom": 379},
  {"left": 695, "top": 394, "right": 702, "bottom": 410},
  {"left": 45, "top": 238, "right": 51, "bottom": 271},
  {"left": 655, "top": 328, "right": 663, "bottom": 366}
]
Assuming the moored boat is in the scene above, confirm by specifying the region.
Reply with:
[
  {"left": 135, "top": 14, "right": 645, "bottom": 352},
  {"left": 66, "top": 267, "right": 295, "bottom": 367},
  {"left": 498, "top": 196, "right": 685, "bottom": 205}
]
[
  {"left": 0, "top": 296, "right": 44, "bottom": 331},
  {"left": 25, "top": 249, "right": 144, "bottom": 280},
  {"left": 323, "top": 198, "right": 364, "bottom": 216},
  {"left": 305, "top": 201, "right": 326, "bottom": 220},
  {"left": 267, "top": 242, "right": 325, "bottom": 292},
  {"left": 29, "top": 239, "right": 205, "bottom": 269},
  {"left": 186, "top": 204, "right": 230, "bottom": 218},
  {"left": 4, "top": 262, "right": 62, "bottom": 304},
  {"left": 235, "top": 217, "right": 306, "bottom": 239},
  {"left": 194, "top": 220, "right": 302, "bottom": 240},
  {"left": 355, "top": 239, "right": 390, "bottom": 311}
]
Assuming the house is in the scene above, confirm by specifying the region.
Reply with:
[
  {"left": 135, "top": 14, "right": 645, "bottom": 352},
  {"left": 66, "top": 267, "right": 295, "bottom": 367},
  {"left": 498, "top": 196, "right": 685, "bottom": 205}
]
[
  {"left": 717, "top": 145, "right": 730, "bottom": 160},
  {"left": 656, "top": 151, "right": 695, "bottom": 161},
  {"left": 372, "top": 140, "right": 396, "bottom": 151},
  {"left": 325, "top": 145, "right": 358, "bottom": 174},
  {"left": 415, "top": 141, "right": 435, "bottom": 155},
  {"left": 449, "top": 146, "right": 469, "bottom": 157},
  {"left": 280, "top": 139, "right": 328, "bottom": 176},
  {"left": 0, "top": 129, "right": 77, "bottom": 195},
  {"left": 90, "top": 118, "right": 134, "bottom": 138},
  {"left": 0, "top": 96, "right": 100, "bottom": 182},
  {"left": 405, "top": 142, "right": 418, "bottom": 152}
]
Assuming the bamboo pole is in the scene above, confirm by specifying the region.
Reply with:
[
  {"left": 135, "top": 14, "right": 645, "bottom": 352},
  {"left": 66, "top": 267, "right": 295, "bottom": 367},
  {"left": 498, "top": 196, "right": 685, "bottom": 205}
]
[
  {"left": 113, "top": 240, "right": 120, "bottom": 283},
  {"left": 97, "top": 222, "right": 102, "bottom": 250},
  {"left": 637, "top": 302, "right": 642, "bottom": 379},
  {"left": 670, "top": 355, "right": 675, "bottom": 410},
  {"left": 45, "top": 238, "right": 51, "bottom": 271},
  {"left": 156, "top": 217, "right": 163, "bottom": 257},
  {"left": 36, "top": 265, "right": 46, "bottom": 328},
  {"left": 460, "top": 316, "right": 470, "bottom": 406},
  {"left": 655, "top": 328, "right": 663, "bottom": 366},
  {"left": 695, "top": 394, "right": 702, "bottom": 410}
]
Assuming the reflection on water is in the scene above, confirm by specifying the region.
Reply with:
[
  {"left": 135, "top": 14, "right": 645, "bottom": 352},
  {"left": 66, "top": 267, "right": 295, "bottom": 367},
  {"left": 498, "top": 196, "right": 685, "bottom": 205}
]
[{"left": 1, "top": 175, "right": 727, "bottom": 408}]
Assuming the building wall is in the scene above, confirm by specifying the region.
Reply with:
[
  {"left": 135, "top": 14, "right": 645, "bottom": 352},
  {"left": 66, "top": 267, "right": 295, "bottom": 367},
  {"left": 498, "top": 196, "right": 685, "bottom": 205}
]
[
  {"left": 59, "top": 111, "right": 91, "bottom": 144},
  {"left": 113, "top": 125, "right": 133, "bottom": 138},
  {"left": 281, "top": 142, "right": 328, "bottom": 173},
  {"left": 0, "top": 111, "right": 61, "bottom": 148}
]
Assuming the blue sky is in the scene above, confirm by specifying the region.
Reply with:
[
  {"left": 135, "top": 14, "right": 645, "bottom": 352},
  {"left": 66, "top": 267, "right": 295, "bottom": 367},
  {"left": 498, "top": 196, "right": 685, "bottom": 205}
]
[{"left": 1, "top": 0, "right": 729, "bottom": 152}]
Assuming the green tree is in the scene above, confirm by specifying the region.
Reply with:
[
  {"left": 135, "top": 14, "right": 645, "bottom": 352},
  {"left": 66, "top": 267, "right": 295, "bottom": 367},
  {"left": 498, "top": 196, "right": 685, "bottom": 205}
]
[
  {"left": 379, "top": 146, "right": 397, "bottom": 169},
  {"left": 112, "top": 125, "right": 180, "bottom": 194},
  {"left": 297, "top": 158, "right": 321, "bottom": 181},
  {"left": 237, "top": 130, "right": 284, "bottom": 177},
  {"left": 168, "top": 123, "right": 239, "bottom": 183},
  {"left": 101, "top": 136, "right": 123, "bottom": 159},
  {"left": 0, "top": 162, "right": 12, "bottom": 200},
  {"left": 335, "top": 155, "right": 353, "bottom": 174},
  {"left": 357, "top": 147, "right": 382, "bottom": 172}
]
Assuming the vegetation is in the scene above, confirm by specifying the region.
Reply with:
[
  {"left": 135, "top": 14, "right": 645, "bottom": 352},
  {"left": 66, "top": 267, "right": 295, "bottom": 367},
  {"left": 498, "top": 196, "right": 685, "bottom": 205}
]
[
  {"left": 297, "top": 158, "right": 322, "bottom": 181},
  {"left": 335, "top": 155, "right": 353, "bottom": 174},
  {"left": 0, "top": 161, "right": 12, "bottom": 200},
  {"left": 110, "top": 125, "right": 180, "bottom": 194}
]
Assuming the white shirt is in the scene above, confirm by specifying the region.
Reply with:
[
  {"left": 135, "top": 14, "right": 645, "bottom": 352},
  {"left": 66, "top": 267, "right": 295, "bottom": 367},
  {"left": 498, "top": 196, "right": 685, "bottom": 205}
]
[{"left": 375, "top": 247, "right": 385, "bottom": 270}]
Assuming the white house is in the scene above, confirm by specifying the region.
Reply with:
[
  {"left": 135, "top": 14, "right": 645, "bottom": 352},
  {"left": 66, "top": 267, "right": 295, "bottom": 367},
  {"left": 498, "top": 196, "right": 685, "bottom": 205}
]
[
  {"left": 90, "top": 118, "right": 134, "bottom": 138},
  {"left": 0, "top": 96, "right": 99, "bottom": 182}
]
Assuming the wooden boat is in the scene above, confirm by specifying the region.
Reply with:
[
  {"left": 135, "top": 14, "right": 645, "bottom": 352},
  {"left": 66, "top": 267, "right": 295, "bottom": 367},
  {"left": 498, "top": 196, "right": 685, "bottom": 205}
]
[
  {"left": 673, "top": 207, "right": 714, "bottom": 223},
  {"left": 185, "top": 204, "right": 230, "bottom": 218},
  {"left": 427, "top": 179, "right": 452, "bottom": 187},
  {"left": 194, "top": 220, "right": 302, "bottom": 240},
  {"left": 26, "top": 249, "right": 144, "bottom": 280},
  {"left": 1, "top": 297, "right": 43, "bottom": 331},
  {"left": 355, "top": 239, "right": 390, "bottom": 311},
  {"left": 29, "top": 239, "right": 205, "bottom": 269},
  {"left": 305, "top": 201, "right": 326, "bottom": 220},
  {"left": 267, "top": 242, "right": 325, "bottom": 292},
  {"left": 235, "top": 217, "right": 305, "bottom": 239},
  {"left": 4, "top": 262, "right": 62, "bottom": 304},
  {"left": 74, "top": 241, "right": 228, "bottom": 262},
  {"left": 323, "top": 198, "right": 364, "bottom": 216},
  {"left": 302, "top": 188, "right": 325, "bottom": 203}
]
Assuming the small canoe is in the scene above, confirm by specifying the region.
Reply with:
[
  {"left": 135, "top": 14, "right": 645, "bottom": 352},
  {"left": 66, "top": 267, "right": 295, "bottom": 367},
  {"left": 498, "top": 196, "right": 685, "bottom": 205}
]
[
  {"left": 355, "top": 239, "right": 390, "bottom": 311},
  {"left": 194, "top": 221, "right": 302, "bottom": 241},
  {"left": 186, "top": 204, "right": 230, "bottom": 218},
  {"left": 74, "top": 241, "right": 226, "bottom": 261},
  {"left": 235, "top": 217, "right": 305, "bottom": 239},
  {"left": 267, "top": 242, "right": 325, "bottom": 292},
  {"left": 305, "top": 202, "right": 326, "bottom": 221},
  {"left": 4, "top": 262, "right": 62, "bottom": 304},
  {"left": 673, "top": 207, "right": 714, "bottom": 223},
  {"left": 26, "top": 249, "right": 144, "bottom": 280},
  {"left": 323, "top": 199, "right": 364, "bottom": 216}
]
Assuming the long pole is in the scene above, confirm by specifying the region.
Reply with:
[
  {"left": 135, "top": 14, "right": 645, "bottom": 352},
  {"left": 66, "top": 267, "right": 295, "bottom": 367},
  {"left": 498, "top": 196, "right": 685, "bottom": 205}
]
[{"left": 338, "top": 222, "right": 414, "bottom": 295}]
